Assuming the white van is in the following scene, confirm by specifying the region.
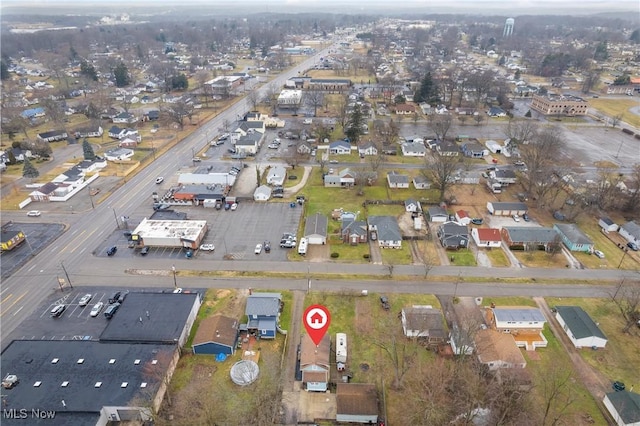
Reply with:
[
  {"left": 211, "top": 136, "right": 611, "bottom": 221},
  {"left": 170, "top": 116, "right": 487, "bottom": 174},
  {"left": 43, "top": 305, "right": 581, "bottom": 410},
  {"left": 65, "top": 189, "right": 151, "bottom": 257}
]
[{"left": 297, "top": 237, "right": 308, "bottom": 256}]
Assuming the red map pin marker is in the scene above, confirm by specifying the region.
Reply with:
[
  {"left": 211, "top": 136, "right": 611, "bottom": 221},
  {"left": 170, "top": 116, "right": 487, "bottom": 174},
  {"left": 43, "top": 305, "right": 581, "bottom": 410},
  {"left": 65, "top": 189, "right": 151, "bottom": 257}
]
[{"left": 303, "top": 304, "right": 331, "bottom": 346}]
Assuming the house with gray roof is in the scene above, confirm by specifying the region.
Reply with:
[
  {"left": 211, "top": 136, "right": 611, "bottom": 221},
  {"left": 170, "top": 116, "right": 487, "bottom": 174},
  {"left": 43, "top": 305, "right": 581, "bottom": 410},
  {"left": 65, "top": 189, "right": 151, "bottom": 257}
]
[
  {"left": 501, "top": 227, "right": 559, "bottom": 251},
  {"left": 428, "top": 206, "right": 449, "bottom": 223},
  {"left": 304, "top": 213, "right": 328, "bottom": 245},
  {"left": 413, "top": 175, "right": 431, "bottom": 189},
  {"left": 490, "top": 169, "right": 517, "bottom": 185},
  {"left": 387, "top": 171, "right": 410, "bottom": 188},
  {"left": 603, "top": 390, "right": 640, "bottom": 426},
  {"left": 401, "top": 142, "right": 427, "bottom": 157},
  {"left": 266, "top": 165, "right": 287, "bottom": 186},
  {"left": 244, "top": 292, "right": 282, "bottom": 339},
  {"left": 368, "top": 216, "right": 402, "bottom": 249},
  {"left": 437, "top": 222, "right": 469, "bottom": 249},
  {"left": 341, "top": 219, "right": 368, "bottom": 245},
  {"left": 619, "top": 221, "right": 640, "bottom": 246},
  {"left": 324, "top": 168, "right": 355, "bottom": 187},
  {"left": 490, "top": 307, "right": 547, "bottom": 350},
  {"left": 401, "top": 306, "right": 446, "bottom": 343},
  {"left": 234, "top": 132, "right": 263, "bottom": 156},
  {"left": 329, "top": 140, "right": 352, "bottom": 155},
  {"left": 553, "top": 223, "right": 594, "bottom": 252},
  {"left": 555, "top": 306, "right": 607, "bottom": 349}
]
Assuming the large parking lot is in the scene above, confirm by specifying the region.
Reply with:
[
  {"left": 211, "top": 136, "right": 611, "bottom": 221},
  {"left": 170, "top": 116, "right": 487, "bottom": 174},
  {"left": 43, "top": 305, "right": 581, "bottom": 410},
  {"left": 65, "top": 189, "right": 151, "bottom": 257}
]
[{"left": 96, "top": 201, "right": 304, "bottom": 261}]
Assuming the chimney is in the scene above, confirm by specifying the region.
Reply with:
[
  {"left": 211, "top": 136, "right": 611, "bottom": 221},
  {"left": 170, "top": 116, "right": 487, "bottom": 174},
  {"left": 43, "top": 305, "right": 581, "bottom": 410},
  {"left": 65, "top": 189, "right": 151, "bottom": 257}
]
[
  {"left": 216, "top": 330, "right": 220, "bottom": 337},
  {"left": 248, "top": 288, "right": 253, "bottom": 295}
]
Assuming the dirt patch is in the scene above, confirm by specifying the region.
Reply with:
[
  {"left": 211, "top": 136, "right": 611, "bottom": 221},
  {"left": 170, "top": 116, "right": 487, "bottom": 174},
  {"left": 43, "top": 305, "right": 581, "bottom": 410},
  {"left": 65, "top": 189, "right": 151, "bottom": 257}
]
[
  {"left": 355, "top": 299, "right": 373, "bottom": 334},
  {"left": 397, "top": 211, "right": 425, "bottom": 236},
  {"left": 306, "top": 244, "right": 330, "bottom": 262}
]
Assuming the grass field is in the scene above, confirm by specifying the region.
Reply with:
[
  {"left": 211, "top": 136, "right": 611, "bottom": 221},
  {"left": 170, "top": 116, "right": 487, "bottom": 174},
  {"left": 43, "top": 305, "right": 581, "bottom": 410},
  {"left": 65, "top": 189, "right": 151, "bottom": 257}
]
[
  {"left": 589, "top": 98, "right": 640, "bottom": 128},
  {"left": 484, "top": 248, "right": 510, "bottom": 267}
]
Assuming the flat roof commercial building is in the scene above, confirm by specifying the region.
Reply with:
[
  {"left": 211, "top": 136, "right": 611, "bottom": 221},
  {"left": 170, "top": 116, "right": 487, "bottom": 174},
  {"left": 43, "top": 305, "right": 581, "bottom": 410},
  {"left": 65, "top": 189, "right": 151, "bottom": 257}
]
[{"left": 530, "top": 93, "right": 588, "bottom": 116}]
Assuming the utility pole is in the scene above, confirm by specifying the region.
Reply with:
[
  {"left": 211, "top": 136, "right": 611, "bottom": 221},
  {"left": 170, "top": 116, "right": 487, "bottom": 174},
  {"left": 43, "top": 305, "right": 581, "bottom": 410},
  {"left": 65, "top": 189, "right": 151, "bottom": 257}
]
[
  {"left": 112, "top": 208, "right": 120, "bottom": 229},
  {"left": 61, "top": 261, "right": 73, "bottom": 289},
  {"left": 171, "top": 265, "right": 177, "bottom": 288}
]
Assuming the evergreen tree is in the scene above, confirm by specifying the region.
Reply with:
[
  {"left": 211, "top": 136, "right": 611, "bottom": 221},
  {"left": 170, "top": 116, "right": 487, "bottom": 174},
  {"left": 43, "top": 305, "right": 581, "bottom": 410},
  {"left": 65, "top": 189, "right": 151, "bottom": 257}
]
[
  {"left": 22, "top": 157, "right": 39, "bottom": 179},
  {"left": 7, "top": 150, "right": 17, "bottom": 165},
  {"left": 414, "top": 72, "right": 440, "bottom": 105},
  {"left": 80, "top": 60, "right": 98, "bottom": 81},
  {"left": 82, "top": 139, "right": 96, "bottom": 160},
  {"left": 113, "top": 62, "right": 130, "bottom": 87},
  {"left": 345, "top": 104, "right": 365, "bottom": 144},
  {"left": 171, "top": 74, "right": 189, "bottom": 90},
  {"left": 630, "top": 29, "right": 640, "bottom": 44}
]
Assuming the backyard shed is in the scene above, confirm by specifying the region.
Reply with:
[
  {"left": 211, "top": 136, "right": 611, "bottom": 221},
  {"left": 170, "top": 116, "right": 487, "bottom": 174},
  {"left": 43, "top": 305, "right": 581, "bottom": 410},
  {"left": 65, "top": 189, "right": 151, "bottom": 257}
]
[
  {"left": 486, "top": 201, "right": 528, "bottom": 216},
  {"left": 554, "top": 306, "right": 607, "bottom": 349}
]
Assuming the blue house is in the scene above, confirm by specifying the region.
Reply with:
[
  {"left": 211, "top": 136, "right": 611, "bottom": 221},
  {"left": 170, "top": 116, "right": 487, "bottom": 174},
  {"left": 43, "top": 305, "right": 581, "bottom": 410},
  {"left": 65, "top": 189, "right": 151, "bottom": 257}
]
[
  {"left": 553, "top": 223, "right": 594, "bottom": 252},
  {"left": 245, "top": 292, "right": 282, "bottom": 339},
  {"left": 192, "top": 314, "right": 239, "bottom": 356},
  {"left": 21, "top": 107, "right": 45, "bottom": 120}
]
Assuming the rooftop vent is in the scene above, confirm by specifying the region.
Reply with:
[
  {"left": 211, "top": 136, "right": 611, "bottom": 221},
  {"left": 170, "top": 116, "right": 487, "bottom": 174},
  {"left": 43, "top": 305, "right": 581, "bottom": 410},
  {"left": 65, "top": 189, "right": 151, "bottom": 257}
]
[
  {"left": 151, "top": 359, "right": 158, "bottom": 365},
  {"left": 140, "top": 382, "right": 147, "bottom": 388},
  {"left": 134, "top": 359, "right": 141, "bottom": 365},
  {"left": 61, "top": 381, "right": 69, "bottom": 387},
  {"left": 121, "top": 382, "right": 128, "bottom": 388},
  {"left": 109, "top": 359, "right": 116, "bottom": 364},
  {"left": 77, "top": 359, "right": 84, "bottom": 364},
  {"left": 33, "top": 381, "right": 42, "bottom": 387},
  {"left": 95, "top": 382, "right": 102, "bottom": 388},
  {"left": 51, "top": 358, "right": 59, "bottom": 364}
]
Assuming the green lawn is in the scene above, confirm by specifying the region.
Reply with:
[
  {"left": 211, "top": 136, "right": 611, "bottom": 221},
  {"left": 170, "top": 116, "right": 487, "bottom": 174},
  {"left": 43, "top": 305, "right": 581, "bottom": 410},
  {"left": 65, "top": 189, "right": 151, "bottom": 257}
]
[
  {"left": 447, "top": 249, "right": 477, "bottom": 266},
  {"left": 484, "top": 248, "right": 510, "bottom": 267},
  {"left": 380, "top": 245, "right": 414, "bottom": 265}
]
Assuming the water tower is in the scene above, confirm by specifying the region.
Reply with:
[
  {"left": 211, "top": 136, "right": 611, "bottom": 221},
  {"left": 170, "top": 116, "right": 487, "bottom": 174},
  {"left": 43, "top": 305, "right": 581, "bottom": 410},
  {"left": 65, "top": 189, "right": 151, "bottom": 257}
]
[{"left": 503, "top": 18, "right": 515, "bottom": 37}]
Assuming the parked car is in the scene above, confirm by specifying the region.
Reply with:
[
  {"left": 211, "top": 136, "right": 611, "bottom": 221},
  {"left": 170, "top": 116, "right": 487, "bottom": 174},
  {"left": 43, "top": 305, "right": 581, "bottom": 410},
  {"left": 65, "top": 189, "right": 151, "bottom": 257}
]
[
  {"left": 199, "top": 244, "right": 215, "bottom": 251},
  {"left": 108, "top": 291, "right": 122, "bottom": 304},
  {"left": 288, "top": 175, "right": 297, "bottom": 180},
  {"left": 155, "top": 176, "right": 164, "bottom": 184},
  {"left": 27, "top": 210, "right": 41, "bottom": 217},
  {"left": 231, "top": 203, "right": 238, "bottom": 211},
  {"left": 106, "top": 246, "right": 118, "bottom": 256},
  {"left": 255, "top": 243, "right": 263, "bottom": 254},
  {"left": 613, "top": 381, "right": 626, "bottom": 392},
  {"left": 192, "top": 157, "right": 202, "bottom": 162},
  {"left": 512, "top": 214, "right": 521, "bottom": 222},
  {"left": 140, "top": 246, "right": 150, "bottom": 255},
  {"left": 264, "top": 241, "right": 271, "bottom": 252},
  {"left": 594, "top": 250, "right": 605, "bottom": 259},
  {"left": 173, "top": 288, "right": 183, "bottom": 294},
  {"left": 78, "top": 293, "right": 93, "bottom": 307},
  {"left": 329, "top": 160, "right": 338, "bottom": 164},
  {"left": 522, "top": 213, "right": 531, "bottom": 222},
  {"left": 471, "top": 218, "right": 483, "bottom": 225},
  {"left": 117, "top": 291, "right": 129, "bottom": 304},
  {"left": 627, "top": 242, "right": 639, "bottom": 251},
  {"left": 89, "top": 302, "right": 104, "bottom": 317},
  {"left": 50, "top": 304, "right": 66, "bottom": 318},
  {"left": 104, "top": 303, "right": 120, "bottom": 319},
  {"left": 268, "top": 143, "right": 279, "bottom": 149}
]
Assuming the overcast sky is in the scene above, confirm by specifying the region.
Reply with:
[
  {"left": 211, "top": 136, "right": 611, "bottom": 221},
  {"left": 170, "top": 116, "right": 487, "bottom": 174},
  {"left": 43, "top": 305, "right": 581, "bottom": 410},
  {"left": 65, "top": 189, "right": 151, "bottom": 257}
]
[{"left": 1, "top": 0, "right": 638, "bottom": 15}]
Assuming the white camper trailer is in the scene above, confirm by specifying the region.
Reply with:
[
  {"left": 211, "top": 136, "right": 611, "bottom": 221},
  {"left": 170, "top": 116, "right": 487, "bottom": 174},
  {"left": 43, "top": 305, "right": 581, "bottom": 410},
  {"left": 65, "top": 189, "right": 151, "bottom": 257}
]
[{"left": 336, "top": 333, "right": 347, "bottom": 363}]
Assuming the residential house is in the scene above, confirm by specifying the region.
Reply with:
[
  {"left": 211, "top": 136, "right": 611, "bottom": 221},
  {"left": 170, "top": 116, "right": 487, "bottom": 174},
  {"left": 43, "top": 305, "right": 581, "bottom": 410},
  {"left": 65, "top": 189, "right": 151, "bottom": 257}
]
[
  {"left": 436, "top": 141, "right": 460, "bottom": 156},
  {"left": 427, "top": 206, "right": 449, "bottom": 223},
  {"left": 341, "top": 219, "right": 368, "bottom": 245},
  {"left": 501, "top": 227, "right": 560, "bottom": 251},
  {"left": 387, "top": 171, "right": 410, "bottom": 188},
  {"left": 304, "top": 213, "right": 328, "bottom": 245},
  {"left": 368, "top": 216, "right": 402, "bottom": 249},
  {"left": 37, "top": 130, "right": 68, "bottom": 143},
  {"left": 490, "top": 169, "right": 517, "bottom": 186},
  {"left": 395, "top": 103, "right": 415, "bottom": 115},
  {"left": 603, "top": 391, "right": 640, "bottom": 426},
  {"left": 488, "top": 106, "right": 507, "bottom": 117},
  {"left": 471, "top": 228, "right": 502, "bottom": 248},
  {"left": 486, "top": 178, "right": 503, "bottom": 194},
  {"left": 324, "top": 168, "right": 355, "bottom": 188},
  {"left": 253, "top": 185, "right": 272, "bottom": 201},
  {"left": 8, "top": 147, "right": 32, "bottom": 162},
  {"left": 619, "top": 221, "right": 640, "bottom": 246},
  {"left": 119, "top": 137, "right": 138, "bottom": 148},
  {"left": 266, "top": 166, "right": 287, "bottom": 186},
  {"left": 1, "top": 230, "right": 26, "bottom": 251},
  {"left": 485, "top": 140, "right": 503, "bottom": 154},
  {"left": 488, "top": 307, "right": 547, "bottom": 350},
  {"left": 235, "top": 132, "right": 263, "bottom": 156},
  {"left": 300, "top": 333, "right": 330, "bottom": 392},
  {"left": 112, "top": 111, "right": 138, "bottom": 124},
  {"left": 474, "top": 329, "right": 527, "bottom": 370},
  {"left": 29, "top": 182, "right": 73, "bottom": 201},
  {"left": 244, "top": 292, "right": 282, "bottom": 339},
  {"left": 455, "top": 210, "right": 471, "bottom": 226},
  {"left": 413, "top": 175, "right": 431, "bottom": 189},
  {"left": 74, "top": 125, "right": 103, "bottom": 139},
  {"left": 461, "top": 142, "right": 488, "bottom": 158},
  {"left": 553, "top": 223, "right": 594, "bottom": 252},
  {"left": 487, "top": 201, "right": 528, "bottom": 216},
  {"left": 21, "top": 107, "right": 45, "bottom": 119},
  {"left": 401, "top": 142, "right": 427, "bottom": 157},
  {"left": 192, "top": 315, "right": 239, "bottom": 356},
  {"left": 236, "top": 120, "right": 266, "bottom": 135},
  {"left": 404, "top": 199, "right": 419, "bottom": 213},
  {"left": 336, "top": 383, "right": 379, "bottom": 424},
  {"left": 104, "top": 148, "right": 134, "bottom": 161},
  {"left": 357, "top": 141, "right": 378, "bottom": 156},
  {"left": 400, "top": 306, "right": 447, "bottom": 344},
  {"left": 458, "top": 171, "right": 480, "bottom": 185},
  {"left": 108, "top": 126, "right": 127, "bottom": 139},
  {"left": 598, "top": 217, "right": 619, "bottom": 233},
  {"left": 555, "top": 306, "right": 607, "bottom": 349},
  {"left": 329, "top": 140, "right": 353, "bottom": 155},
  {"left": 437, "top": 222, "right": 469, "bottom": 249},
  {"left": 297, "top": 143, "right": 312, "bottom": 155}
]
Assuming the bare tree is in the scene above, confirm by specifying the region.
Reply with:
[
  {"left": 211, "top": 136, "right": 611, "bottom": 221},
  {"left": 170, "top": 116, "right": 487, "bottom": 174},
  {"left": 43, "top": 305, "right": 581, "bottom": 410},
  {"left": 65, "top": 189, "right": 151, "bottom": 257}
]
[
  {"left": 466, "top": 69, "right": 495, "bottom": 107},
  {"left": 505, "top": 118, "right": 539, "bottom": 151},
  {"left": 246, "top": 89, "right": 260, "bottom": 112},
  {"left": 306, "top": 90, "right": 324, "bottom": 117},
  {"left": 423, "top": 151, "right": 460, "bottom": 202},
  {"left": 428, "top": 113, "right": 453, "bottom": 141},
  {"left": 623, "top": 164, "right": 640, "bottom": 212},
  {"left": 371, "top": 314, "right": 416, "bottom": 389},
  {"left": 610, "top": 113, "right": 623, "bottom": 129},
  {"left": 194, "top": 70, "right": 212, "bottom": 107},
  {"left": 161, "top": 99, "right": 194, "bottom": 130},
  {"left": 610, "top": 279, "right": 640, "bottom": 334},
  {"left": 538, "top": 364, "right": 576, "bottom": 426},
  {"left": 519, "top": 126, "right": 565, "bottom": 207},
  {"left": 264, "top": 83, "right": 280, "bottom": 115}
]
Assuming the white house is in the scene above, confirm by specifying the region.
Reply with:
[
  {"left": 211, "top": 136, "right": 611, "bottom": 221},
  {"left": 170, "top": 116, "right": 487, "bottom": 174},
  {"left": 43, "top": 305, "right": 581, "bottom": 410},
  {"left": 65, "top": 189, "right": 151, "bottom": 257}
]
[
  {"left": 599, "top": 217, "right": 619, "bottom": 233},
  {"left": 603, "top": 391, "right": 640, "bottom": 426},
  {"left": 357, "top": 141, "right": 378, "bottom": 156},
  {"left": 471, "top": 228, "right": 502, "bottom": 248},
  {"left": 413, "top": 176, "right": 431, "bottom": 190},
  {"left": 104, "top": 148, "right": 134, "bottom": 161},
  {"left": 555, "top": 306, "right": 607, "bottom": 349},
  {"left": 304, "top": 213, "right": 328, "bottom": 245},
  {"left": 401, "top": 142, "right": 427, "bottom": 157},
  {"left": 254, "top": 185, "right": 272, "bottom": 201},
  {"left": 485, "top": 140, "right": 503, "bottom": 154},
  {"left": 387, "top": 171, "right": 410, "bottom": 188},
  {"left": 368, "top": 216, "right": 402, "bottom": 249},
  {"left": 455, "top": 210, "right": 471, "bottom": 226},
  {"left": 266, "top": 166, "right": 287, "bottom": 186},
  {"left": 619, "top": 221, "right": 640, "bottom": 246},
  {"left": 329, "top": 140, "right": 352, "bottom": 155}
]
